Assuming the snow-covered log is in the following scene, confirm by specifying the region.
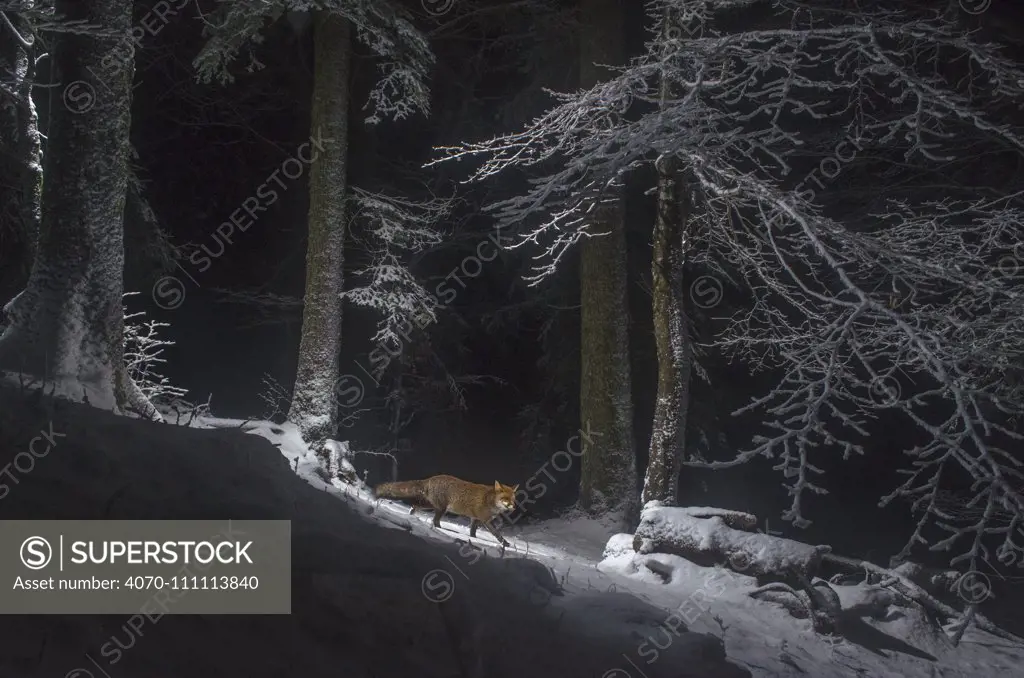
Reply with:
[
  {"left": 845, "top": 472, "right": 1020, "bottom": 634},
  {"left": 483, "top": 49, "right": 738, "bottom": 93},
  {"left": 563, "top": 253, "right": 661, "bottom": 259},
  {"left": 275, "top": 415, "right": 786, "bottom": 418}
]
[
  {"left": 633, "top": 503, "right": 830, "bottom": 580},
  {"left": 671, "top": 506, "right": 759, "bottom": 531}
]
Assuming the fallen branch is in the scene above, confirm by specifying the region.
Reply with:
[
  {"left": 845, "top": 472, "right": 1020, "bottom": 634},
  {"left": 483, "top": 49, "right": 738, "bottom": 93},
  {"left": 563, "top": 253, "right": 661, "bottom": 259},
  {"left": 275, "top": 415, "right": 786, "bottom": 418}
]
[
  {"left": 824, "top": 556, "right": 1022, "bottom": 644},
  {"left": 632, "top": 504, "right": 1023, "bottom": 644}
]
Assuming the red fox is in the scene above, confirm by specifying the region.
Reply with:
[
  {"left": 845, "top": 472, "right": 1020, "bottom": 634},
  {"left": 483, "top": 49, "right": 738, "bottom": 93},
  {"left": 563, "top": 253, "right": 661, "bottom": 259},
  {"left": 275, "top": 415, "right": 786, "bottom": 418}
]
[{"left": 374, "top": 475, "right": 518, "bottom": 547}]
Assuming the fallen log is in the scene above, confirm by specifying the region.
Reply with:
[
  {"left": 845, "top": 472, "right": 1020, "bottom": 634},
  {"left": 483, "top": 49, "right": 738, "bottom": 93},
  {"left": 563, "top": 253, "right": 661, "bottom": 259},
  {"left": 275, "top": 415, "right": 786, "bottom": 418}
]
[
  {"left": 670, "top": 506, "right": 759, "bottom": 531},
  {"left": 633, "top": 502, "right": 831, "bottom": 580},
  {"left": 631, "top": 504, "right": 1024, "bottom": 645}
]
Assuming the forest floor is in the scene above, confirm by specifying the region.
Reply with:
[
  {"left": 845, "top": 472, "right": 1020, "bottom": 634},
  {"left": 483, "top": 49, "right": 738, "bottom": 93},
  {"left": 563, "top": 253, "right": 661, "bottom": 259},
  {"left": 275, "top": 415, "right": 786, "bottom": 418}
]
[
  {"left": 250, "top": 417, "right": 1024, "bottom": 678},
  {"left": 0, "top": 382, "right": 1021, "bottom": 678}
]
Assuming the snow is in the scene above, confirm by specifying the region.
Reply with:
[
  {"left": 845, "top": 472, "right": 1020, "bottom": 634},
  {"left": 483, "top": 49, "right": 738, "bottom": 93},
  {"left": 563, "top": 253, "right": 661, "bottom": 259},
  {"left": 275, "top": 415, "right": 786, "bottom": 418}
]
[
  {"left": 2, "top": 384, "right": 1023, "bottom": 678},
  {"left": 634, "top": 502, "right": 831, "bottom": 577},
  {"left": 232, "top": 415, "right": 1024, "bottom": 678}
]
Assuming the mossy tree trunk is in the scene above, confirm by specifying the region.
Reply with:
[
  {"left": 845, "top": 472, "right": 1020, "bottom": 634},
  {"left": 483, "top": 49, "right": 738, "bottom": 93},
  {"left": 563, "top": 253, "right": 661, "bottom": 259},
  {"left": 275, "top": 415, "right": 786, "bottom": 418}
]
[
  {"left": 0, "top": 0, "right": 154, "bottom": 417},
  {"left": 288, "top": 12, "right": 350, "bottom": 450},
  {"left": 577, "top": 0, "right": 638, "bottom": 524}
]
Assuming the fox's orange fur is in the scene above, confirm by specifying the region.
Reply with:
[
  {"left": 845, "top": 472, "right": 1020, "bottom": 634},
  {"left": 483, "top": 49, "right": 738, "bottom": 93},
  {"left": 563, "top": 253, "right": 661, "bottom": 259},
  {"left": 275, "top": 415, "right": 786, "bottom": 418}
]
[{"left": 373, "top": 475, "right": 518, "bottom": 546}]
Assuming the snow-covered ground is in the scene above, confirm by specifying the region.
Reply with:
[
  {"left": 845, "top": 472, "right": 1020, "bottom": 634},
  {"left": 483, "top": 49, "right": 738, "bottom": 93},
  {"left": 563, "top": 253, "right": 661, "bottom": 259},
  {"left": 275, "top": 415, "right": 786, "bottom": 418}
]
[
  {"left": 1, "top": 385, "right": 1022, "bottom": 678},
  {"left": 246, "top": 416, "right": 1024, "bottom": 678}
]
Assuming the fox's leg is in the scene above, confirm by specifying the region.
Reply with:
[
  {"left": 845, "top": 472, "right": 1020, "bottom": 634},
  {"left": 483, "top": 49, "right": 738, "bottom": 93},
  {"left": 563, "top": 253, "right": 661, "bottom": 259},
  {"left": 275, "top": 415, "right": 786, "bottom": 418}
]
[
  {"left": 469, "top": 519, "right": 478, "bottom": 538},
  {"left": 433, "top": 505, "right": 446, "bottom": 528},
  {"left": 482, "top": 519, "right": 510, "bottom": 547}
]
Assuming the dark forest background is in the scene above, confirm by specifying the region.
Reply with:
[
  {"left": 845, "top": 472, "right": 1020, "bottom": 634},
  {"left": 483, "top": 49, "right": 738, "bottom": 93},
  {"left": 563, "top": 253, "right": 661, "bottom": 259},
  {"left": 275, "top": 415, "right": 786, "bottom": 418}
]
[{"left": 2, "top": 0, "right": 1023, "bottom": 583}]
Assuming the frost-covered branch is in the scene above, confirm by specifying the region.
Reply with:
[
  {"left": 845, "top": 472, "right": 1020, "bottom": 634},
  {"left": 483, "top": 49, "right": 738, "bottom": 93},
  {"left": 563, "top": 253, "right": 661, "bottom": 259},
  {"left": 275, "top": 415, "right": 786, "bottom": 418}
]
[
  {"left": 342, "top": 186, "right": 451, "bottom": 350},
  {"left": 122, "top": 293, "right": 188, "bottom": 407},
  {"left": 433, "top": 0, "right": 1024, "bottom": 279},
  {"left": 193, "top": 0, "right": 434, "bottom": 123},
  {"left": 430, "top": 0, "right": 1024, "bottom": 568},
  {"left": 1, "top": 0, "right": 127, "bottom": 41}
]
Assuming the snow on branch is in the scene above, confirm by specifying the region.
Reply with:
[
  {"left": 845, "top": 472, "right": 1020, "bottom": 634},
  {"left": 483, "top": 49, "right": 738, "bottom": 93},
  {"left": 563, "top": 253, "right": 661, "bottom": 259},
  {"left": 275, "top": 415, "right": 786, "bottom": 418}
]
[
  {"left": 193, "top": 0, "right": 434, "bottom": 123},
  {"left": 2, "top": 2, "right": 118, "bottom": 40},
  {"left": 122, "top": 293, "right": 188, "bottom": 407},
  {"left": 678, "top": 161, "right": 1024, "bottom": 570},
  {"left": 431, "top": 0, "right": 1024, "bottom": 569},
  {"left": 342, "top": 187, "right": 451, "bottom": 349},
  {"left": 432, "top": 1, "right": 1024, "bottom": 281}
]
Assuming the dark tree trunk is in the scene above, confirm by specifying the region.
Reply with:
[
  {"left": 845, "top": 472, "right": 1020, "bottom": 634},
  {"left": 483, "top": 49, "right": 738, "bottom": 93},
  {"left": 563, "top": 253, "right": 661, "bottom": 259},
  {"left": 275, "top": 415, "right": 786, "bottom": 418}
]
[
  {"left": 641, "top": 15, "right": 695, "bottom": 507},
  {"left": 0, "top": 0, "right": 153, "bottom": 417},
  {"left": 0, "top": 9, "right": 42, "bottom": 304},
  {"left": 577, "top": 0, "right": 638, "bottom": 524},
  {"left": 641, "top": 152, "right": 691, "bottom": 506},
  {"left": 288, "top": 12, "right": 350, "bottom": 449}
]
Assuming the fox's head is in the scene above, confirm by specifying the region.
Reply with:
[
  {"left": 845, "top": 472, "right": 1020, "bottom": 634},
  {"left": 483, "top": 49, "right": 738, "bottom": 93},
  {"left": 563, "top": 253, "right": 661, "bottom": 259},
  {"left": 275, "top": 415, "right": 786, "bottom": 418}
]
[{"left": 493, "top": 481, "right": 518, "bottom": 512}]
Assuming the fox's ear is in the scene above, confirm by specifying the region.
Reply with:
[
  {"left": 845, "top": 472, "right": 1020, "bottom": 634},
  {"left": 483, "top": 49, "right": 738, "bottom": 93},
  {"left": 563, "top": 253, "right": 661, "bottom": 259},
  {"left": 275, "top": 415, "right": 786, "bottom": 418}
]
[{"left": 494, "top": 480, "right": 501, "bottom": 491}]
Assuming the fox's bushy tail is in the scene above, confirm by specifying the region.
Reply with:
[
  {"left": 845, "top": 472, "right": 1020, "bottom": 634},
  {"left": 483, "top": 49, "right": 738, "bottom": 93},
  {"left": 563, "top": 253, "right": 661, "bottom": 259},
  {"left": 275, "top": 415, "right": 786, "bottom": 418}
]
[{"left": 374, "top": 480, "right": 427, "bottom": 502}]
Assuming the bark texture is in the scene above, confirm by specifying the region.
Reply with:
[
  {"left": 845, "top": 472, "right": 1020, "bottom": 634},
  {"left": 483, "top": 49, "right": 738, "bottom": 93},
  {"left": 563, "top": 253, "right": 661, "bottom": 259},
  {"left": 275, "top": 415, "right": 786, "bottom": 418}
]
[
  {"left": 576, "top": 0, "right": 638, "bottom": 523},
  {"left": 0, "top": 9, "right": 42, "bottom": 303},
  {"left": 288, "top": 12, "right": 350, "bottom": 449},
  {"left": 0, "top": 0, "right": 152, "bottom": 416},
  {"left": 641, "top": 152, "right": 692, "bottom": 505}
]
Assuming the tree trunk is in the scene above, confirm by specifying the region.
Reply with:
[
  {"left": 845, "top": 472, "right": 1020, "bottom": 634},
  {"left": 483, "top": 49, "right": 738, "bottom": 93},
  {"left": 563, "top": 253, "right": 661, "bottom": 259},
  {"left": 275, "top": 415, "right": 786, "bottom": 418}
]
[
  {"left": 641, "top": 16, "right": 694, "bottom": 507},
  {"left": 0, "top": 9, "right": 42, "bottom": 303},
  {"left": 577, "top": 0, "right": 637, "bottom": 524},
  {"left": 287, "top": 12, "right": 350, "bottom": 450},
  {"left": 641, "top": 152, "right": 691, "bottom": 505},
  {"left": 0, "top": 0, "right": 154, "bottom": 418}
]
